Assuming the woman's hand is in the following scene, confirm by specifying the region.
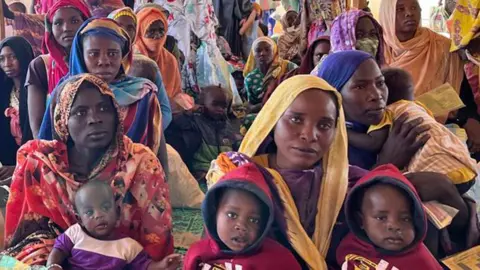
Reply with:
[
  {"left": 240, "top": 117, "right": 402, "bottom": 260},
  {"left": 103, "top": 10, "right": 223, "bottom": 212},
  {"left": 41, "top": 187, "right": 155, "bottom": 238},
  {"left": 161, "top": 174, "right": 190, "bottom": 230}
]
[
  {"left": 464, "top": 118, "right": 480, "bottom": 153},
  {"left": 376, "top": 113, "right": 430, "bottom": 170},
  {"left": 149, "top": 254, "right": 183, "bottom": 270}
]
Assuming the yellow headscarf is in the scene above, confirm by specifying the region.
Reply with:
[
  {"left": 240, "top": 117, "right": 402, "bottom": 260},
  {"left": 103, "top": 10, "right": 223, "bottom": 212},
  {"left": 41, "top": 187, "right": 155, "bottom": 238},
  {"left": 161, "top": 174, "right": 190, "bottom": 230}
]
[
  {"left": 243, "top": 36, "right": 290, "bottom": 78},
  {"left": 449, "top": 0, "right": 480, "bottom": 52},
  {"left": 208, "top": 75, "right": 349, "bottom": 270}
]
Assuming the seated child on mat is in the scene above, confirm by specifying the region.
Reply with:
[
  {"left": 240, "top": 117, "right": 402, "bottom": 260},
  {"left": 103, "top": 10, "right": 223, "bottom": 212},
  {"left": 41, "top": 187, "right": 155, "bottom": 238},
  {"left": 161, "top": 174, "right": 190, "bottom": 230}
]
[
  {"left": 47, "top": 181, "right": 181, "bottom": 270},
  {"left": 337, "top": 164, "right": 442, "bottom": 270},
  {"left": 183, "top": 163, "right": 301, "bottom": 270},
  {"left": 347, "top": 67, "right": 477, "bottom": 186}
]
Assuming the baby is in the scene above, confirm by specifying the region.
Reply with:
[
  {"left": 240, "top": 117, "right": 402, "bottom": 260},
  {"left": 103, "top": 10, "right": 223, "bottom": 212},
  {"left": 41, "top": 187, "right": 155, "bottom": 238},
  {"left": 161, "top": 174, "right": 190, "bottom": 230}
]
[
  {"left": 348, "top": 67, "right": 477, "bottom": 186},
  {"left": 47, "top": 180, "right": 181, "bottom": 270},
  {"left": 183, "top": 163, "right": 301, "bottom": 270},
  {"left": 336, "top": 164, "right": 442, "bottom": 269}
]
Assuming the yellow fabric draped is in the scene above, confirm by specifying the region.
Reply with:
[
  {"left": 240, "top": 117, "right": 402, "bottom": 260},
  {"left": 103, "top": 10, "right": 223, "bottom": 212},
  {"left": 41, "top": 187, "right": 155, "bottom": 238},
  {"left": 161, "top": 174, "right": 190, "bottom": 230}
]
[
  {"left": 243, "top": 36, "right": 290, "bottom": 78},
  {"left": 449, "top": 0, "right": 480, "bottom": 52}
]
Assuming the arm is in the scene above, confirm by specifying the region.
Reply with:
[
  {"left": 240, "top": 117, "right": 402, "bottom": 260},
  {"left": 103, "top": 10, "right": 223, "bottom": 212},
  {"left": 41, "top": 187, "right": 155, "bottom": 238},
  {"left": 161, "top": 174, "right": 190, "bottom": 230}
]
[
  {"left": 26, "top": 57, "right": 49, "bottom": 139},
  {"left": 46, "top": 248, "right": 68, "bottom": 269},
  {"left": 154, "top": 70, "right": 172, "bottom": 130},
  {"left": 347, "top": 127, "right": 388, "bottom": 152}
]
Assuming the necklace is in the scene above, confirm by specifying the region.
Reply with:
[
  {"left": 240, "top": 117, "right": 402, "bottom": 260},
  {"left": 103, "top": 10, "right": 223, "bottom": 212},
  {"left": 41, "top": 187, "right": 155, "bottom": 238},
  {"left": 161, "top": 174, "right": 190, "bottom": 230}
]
[{"left": 9, "top": 86, "right": 19, "bottom": 110}]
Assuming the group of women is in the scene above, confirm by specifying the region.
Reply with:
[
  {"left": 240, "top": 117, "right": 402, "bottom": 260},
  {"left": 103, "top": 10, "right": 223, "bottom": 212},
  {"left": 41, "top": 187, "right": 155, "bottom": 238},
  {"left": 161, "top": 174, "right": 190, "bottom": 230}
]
[{"left": 0, "top": 0, "right": 480, "bottom": 268}]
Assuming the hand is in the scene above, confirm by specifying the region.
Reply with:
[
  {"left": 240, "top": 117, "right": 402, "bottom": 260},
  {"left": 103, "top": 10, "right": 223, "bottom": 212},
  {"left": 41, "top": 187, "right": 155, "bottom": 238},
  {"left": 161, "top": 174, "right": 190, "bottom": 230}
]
[
  {"left": 464, "top": 118, "right": 480, "bottom": 153},
  {"left": 150, "top": 254, "right": 183, "bottom": 270},
  {"left": 377, "top": 113, "right": 430, "bottom": 170},
  {"left": 239, "top": 18, "right": 246, "bottom": 26},
  {"left": 0, "top": 166, "right": 15, "bottom": 182}
]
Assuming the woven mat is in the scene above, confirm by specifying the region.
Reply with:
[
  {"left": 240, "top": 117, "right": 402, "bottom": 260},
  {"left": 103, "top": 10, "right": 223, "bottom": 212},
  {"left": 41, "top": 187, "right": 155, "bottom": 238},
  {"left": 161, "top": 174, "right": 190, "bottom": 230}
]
[{"left": 172, "top": 208, "right": 204, "bottom": 254}]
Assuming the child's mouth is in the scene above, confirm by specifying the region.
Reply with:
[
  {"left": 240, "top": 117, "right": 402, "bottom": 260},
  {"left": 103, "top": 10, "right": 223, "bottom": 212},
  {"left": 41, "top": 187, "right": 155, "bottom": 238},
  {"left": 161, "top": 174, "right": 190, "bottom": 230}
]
[
  {"left": 231, "top": 236, "right": 249, "bottom": 247},
  {"left": 385, "top": 237, "right": 404, "bottom": 245}
]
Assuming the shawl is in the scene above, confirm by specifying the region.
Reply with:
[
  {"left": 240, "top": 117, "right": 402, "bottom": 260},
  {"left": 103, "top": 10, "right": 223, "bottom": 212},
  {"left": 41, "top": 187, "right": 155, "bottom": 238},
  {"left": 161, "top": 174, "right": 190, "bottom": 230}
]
[
  {"left": 243, "top": 37, "right": 291, "bottom": 78},
  {"left": 330, "top": 9, "right": 385, "bottom": 66},
  {"left": 43, "top": 0, "right": 91, "bottom": 94},
  {"left": 449, "top": 0, "right": 480, "bottom": 52},
  {"left": 3, "top": 74, "right": 173, "bottom": 265},
  {"left": 379, "top": 0, "right": 464, "bottom": 97},
  {"left": 108, "top": 7, "right": 137, "bottom": 43},
  {"left": 207, "top": 75, "right": 349, "bottom": 270},
  {"left": 0, "top": 37, "right": 34, "bottom": 166},
  {"left": 277, "top": 10, "right": 300, "bottom": 61},
  {"left": 38, "top": 0, "right": 124, "bottom": 17},
  {"left": 39, "top": 18, "right": 162, "bottom": 154},
  {"left": 134, "top": 7, "right": 182, "bottom": 101}
]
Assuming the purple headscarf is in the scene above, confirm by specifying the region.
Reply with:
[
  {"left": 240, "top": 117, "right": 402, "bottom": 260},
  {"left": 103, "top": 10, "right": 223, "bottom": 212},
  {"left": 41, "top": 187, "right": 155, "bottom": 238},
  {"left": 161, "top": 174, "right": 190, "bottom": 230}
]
[{"left": 330, "top": 10, "right": 385, "bottom": 65}]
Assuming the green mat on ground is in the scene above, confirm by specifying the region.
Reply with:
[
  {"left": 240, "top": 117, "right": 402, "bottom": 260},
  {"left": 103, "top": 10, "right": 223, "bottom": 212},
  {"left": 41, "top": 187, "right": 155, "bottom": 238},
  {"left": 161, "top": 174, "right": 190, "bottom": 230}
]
[{"left": 172, "top": 207, "right": 204, "bottom": 254}]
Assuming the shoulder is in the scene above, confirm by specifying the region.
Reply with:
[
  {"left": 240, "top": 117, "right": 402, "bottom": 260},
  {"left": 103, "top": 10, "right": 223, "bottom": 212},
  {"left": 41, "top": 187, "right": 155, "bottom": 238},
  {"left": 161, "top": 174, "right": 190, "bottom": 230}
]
[
  {"left": 18, "top": 139, "right": 64, "bottom": 157},
  {"left": 260, "top": 239, "right": 301, "bottom": 268},
  {"left": 29, "top": 55, "right": 48, "bottom": 71}
]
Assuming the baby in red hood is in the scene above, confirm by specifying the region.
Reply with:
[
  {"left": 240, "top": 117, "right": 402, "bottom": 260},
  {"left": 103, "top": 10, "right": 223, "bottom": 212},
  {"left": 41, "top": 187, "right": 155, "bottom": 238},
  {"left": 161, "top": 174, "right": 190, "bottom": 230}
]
[
  {"left": 337, "top": 164, "right": 443, "bottom": 270},
  {"left": 183, "top": 163, "right": 301, "bottom": 270}
]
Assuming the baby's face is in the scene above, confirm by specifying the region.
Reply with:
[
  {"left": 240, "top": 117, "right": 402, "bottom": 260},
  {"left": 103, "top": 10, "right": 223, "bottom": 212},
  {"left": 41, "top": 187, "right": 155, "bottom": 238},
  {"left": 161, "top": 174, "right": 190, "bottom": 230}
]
[
  {"left": 359, "top": 184, "right": 415, "bottom": 251},
  {"left": 76, "top": 186, "right": 118, "bottom": 240},
  {"left": 216, "top": 189, "right": 263, "bottom": 252}
]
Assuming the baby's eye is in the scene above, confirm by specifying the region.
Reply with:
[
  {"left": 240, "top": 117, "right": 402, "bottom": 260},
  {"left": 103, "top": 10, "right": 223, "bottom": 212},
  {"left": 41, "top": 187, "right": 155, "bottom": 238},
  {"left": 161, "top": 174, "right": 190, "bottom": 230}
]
[
  {"left": 227, "top": 212, "right": 237, "bottom": 219},
  {"left": 402, "top": 216, "right": 412, "bottom": 222},
  {"left": 85, "top": 210, "right": 94, "bottom": 216},
  {"left": 376, "top": 216, "right": 387, "bottom": 221},
  {"left": 249, "top": 217, "right": 260, "bottom": 224}
]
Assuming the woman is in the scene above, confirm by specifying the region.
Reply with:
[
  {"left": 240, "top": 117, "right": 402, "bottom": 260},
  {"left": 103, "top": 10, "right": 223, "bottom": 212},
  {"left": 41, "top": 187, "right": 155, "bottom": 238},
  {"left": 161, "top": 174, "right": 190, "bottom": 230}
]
[
  {"left": 277, "top": 10, "right": 301, "bottom": 64},
  {"left": 448, "top": 0, "right": 480, "bottom": 158},
  {"left": 3, "top": 74, "right": 173, "bottom": 265},
  {"left": 108, "top": 7, "right": 172, "bottom": 130},
  {"left": 0, "top": 37, "right": 34, "bottom": 168},
  {"left": 315, "top": 50, "right": 476, "bottom": 257},
  {"left": 379, "top": 0, "right": 463, "bottom": 98},
  {"left": 134, "top": 6, "right": 193, "bottom": 112},
  {"left": 330, "top": 9, "right": 385, "bottom": 65},
  {"left": 263, "top": 36, "right": 330, "bottom": 104},
  {"left": 26, "top": 0, "right": 91, "bottom": 138},
  {"left": 243, "top": 37, "right": 296, "bottom": 113},
  {"left": 207, "top": 75, "right": 364, "bottom": 269},
  {"left": 38, "top": 18, "right": 164, "bottom": 161}
]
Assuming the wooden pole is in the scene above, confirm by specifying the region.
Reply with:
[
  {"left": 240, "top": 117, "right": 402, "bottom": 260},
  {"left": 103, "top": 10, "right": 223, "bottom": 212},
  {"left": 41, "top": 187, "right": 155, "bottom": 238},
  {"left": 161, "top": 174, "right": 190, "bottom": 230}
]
[{"left": 0, "top": 0, "right": 5, "bottom": 40}]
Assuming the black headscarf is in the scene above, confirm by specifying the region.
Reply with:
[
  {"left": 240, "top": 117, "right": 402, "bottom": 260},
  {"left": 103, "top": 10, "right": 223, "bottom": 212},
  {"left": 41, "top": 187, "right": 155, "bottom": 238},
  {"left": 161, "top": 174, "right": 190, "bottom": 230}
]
[{"left": 0, "top": 36, "right": 34, "bottom": 165}]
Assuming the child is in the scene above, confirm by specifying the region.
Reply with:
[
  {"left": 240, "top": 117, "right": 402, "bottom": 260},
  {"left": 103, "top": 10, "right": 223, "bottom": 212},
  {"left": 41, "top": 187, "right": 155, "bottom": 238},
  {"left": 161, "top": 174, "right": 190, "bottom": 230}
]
[
  {"left": 46, "top": 181, "right": 181, "bottom": 270},
  {"left": 183, "top": 163, "right": 301, "bottom": 269},
  {"left": 165, "top": 86, "right": 242, "bottom": 182},
  {"left": 337, "top": 164, "right": 442, "bottom": 270},
  {"left": 347, "top": 67, "right": 477, "bottom": 186}
]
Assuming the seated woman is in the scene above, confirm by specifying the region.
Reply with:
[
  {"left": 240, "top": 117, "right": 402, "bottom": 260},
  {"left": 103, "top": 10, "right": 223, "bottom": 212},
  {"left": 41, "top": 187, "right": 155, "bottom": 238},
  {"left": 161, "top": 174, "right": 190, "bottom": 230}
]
[
  {"left": 207, "top": 75, "right": 368, "bottom": 269},
  {"left": 0, "top": 37, "right": 34, "bottom": 173},
  {"left": 315, "top": 50, "right": 476, "bottom": 257},
  {"left": 134, "top": 5, "right": 194, "bottom": 113},
  {"left": 243, "top": 37, "right": 297, "bottom": 114},
  {"left": 108, "top": 7, "right": 173, "bottom": 130},
  {"left": 2, "top": 74, "right": 173, "bottom": 265},
  {"left": 37, "top": 18, "right": 167, "bottom": 173},
  {"left": 330, "top": 9, "right": 385, "bottom": 66},
  {"left": 263, "top": 36, "right": 331, "bottom": 104},
  {"left": 277, "top": 10, "right": 301, "bottom": 64}
]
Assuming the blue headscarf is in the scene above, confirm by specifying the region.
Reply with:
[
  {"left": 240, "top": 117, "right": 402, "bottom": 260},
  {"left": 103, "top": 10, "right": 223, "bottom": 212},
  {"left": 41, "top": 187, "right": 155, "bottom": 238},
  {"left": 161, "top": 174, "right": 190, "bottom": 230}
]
[{"left": 313, "top": 50, "right": 373, "bottom": 91}]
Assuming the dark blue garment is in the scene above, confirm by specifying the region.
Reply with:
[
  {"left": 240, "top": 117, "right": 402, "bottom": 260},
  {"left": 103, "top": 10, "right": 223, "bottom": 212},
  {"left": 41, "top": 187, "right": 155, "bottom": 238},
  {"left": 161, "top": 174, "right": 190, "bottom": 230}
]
[{"left": 346, "top": 121, "right": 377, "bottom": 170}]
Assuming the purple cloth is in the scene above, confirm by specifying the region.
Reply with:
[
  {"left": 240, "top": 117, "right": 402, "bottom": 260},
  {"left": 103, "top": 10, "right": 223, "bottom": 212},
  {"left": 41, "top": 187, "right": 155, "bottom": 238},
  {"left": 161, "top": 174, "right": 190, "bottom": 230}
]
[{"left": 330, "top": 10, "right": 385, "bottom": 66}]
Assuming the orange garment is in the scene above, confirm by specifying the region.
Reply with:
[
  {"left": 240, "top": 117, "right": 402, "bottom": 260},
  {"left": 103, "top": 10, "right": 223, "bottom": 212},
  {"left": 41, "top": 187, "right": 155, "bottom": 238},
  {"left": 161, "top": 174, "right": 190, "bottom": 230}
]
[
  {"left": 378, "top": 0, "right": 464, "bottom": 97},
  {"left": 134, "top": 7, "right": 182, "bottom": 100}
]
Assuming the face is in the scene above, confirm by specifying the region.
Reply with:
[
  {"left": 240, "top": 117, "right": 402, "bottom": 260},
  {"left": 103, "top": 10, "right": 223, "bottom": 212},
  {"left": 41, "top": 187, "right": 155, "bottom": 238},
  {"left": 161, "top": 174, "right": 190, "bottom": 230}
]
[
  {"left": 341, "top": 59, "right": 388, "bottom": 125},
  {"left": 356, "top": 16, "right": 378, "bottom": 40},
  {"left": 359, "top": 184, "right": 415, "bottom": 251},
  {"left": 115, "top": 15, "right": 136, "bottom": 42},
  {"left": 0, "top": 46, "right": 20, "bottom": 78},
  {"left": 83, "top": 35, "right": 123, "bottom": 83},
  {"left": 9, "top": 3, "right": 26, "bottom": 13},
  {"left": 285, "top": 11, "right": 297, "bottom": 27},
  {"left": 145, "top": 20, "right": 165, "bottom": 40},
  {"left": 203, "top": 88, "right": 229, "bottom": 120},
  {"left": 51, "top": 7, "right": 85, "bottom": 49},
  {"left": 395, "top": 0, "right": 421, "bottom": 36},
  {"left": 274, "top": 90, "right": 337, "bottom": 170},
  {"left": 312, "top": 41, "right": 330, "bottom": 67},
  {"left": 67, "top": 84, "right": 117, "bottom": 150},
  {"left": 216, "top": 189, "right": 264, "bottom": 252},
  {"left": 75, "top": 185, "right": 117, "bottom": 239},
  {"left": 254, "top": 41, "right": 274, "bottom": 66}
]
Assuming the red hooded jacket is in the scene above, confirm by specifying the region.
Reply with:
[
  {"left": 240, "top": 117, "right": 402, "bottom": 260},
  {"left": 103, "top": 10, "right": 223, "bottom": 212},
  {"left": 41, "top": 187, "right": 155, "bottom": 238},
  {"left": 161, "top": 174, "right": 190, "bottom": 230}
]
[
  {"left": 336, "top": 164, "right": 442, "bottom": 270},
  {"left": 183, "top": 163, "right": 301, "bottom": 270}
]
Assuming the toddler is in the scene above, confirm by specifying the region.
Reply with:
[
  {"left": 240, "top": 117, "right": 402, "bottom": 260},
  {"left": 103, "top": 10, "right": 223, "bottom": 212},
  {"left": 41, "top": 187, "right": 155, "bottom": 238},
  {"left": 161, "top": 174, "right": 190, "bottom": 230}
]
[
  {"left": 337, "top": 164, "right": 442, "bottom": 269},
  {"left": 348, "top": 67, "right": 477, "bottom": 186},
  {"left": 47, "top": 180, "right": 181, "bottom": 270},
  {"left": 184, "top": 163, "right": 301, "bottom": 269}
]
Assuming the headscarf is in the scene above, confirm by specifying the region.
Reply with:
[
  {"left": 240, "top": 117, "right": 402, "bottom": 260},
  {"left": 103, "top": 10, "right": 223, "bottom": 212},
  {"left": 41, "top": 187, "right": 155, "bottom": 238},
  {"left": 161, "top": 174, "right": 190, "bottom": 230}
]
[
  {"left": 330, "top": 9, "right": 385, "bottom": 65},
  {"left": 43, "top": 0, "right": 91, "bottom": 94},
  {"left": 134, "top": 6, "right": 183, "bottom": 100},
  {"left": 108, "top": 7, "right": 138, "bottom": 43},
  {"left": 449, "top": 0, "right": 480, "bottom": 52},
  {"left": 243, "top": 36, "right": 286, "bottom": 77},
  {"left": 314, "top": 50, "right": 373, "bottom": 91},
  {"left": 207, "top": 75, "right": 349, "bottom": 270},
  {"left": 277, "top": 10, "right": 301, "bottom": 61},
  {"left": 379, "top": 0, "right": 464, "bottom": 96}
]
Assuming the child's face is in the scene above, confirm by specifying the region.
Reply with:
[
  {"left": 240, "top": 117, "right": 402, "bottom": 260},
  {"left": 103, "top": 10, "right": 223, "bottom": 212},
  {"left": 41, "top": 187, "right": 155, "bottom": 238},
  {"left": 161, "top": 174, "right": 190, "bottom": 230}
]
[
  {"left": 359, "top": 184, "right": 415, "bottom": 251},
  {"left": 216, "top": 189, "right": 264, "bottom": 251},
  {"left": 75, "top": 185, "right": 118, "bottom": 240},
  {"left": 204, "top": 89, "right": 228, "bottom": 120}
]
